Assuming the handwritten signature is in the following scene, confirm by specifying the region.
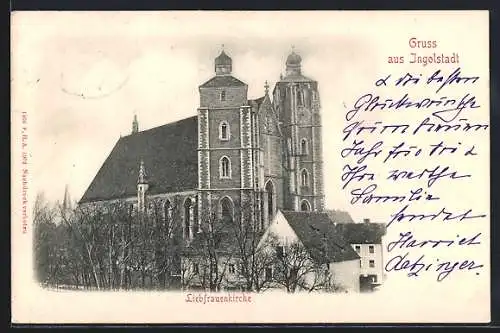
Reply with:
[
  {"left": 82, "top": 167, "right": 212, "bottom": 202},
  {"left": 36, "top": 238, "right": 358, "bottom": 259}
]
[{"left": 385, "top": 252, "right": 483, "bottom": 281}]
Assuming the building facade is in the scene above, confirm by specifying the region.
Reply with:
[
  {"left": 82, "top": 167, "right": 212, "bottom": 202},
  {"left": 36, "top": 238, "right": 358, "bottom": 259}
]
[
  {"left": 80, "top": 48, "right": 326, "bottom": 240},
  {"left": 78, "top": 48, "right": 385, "bottom": 292}
]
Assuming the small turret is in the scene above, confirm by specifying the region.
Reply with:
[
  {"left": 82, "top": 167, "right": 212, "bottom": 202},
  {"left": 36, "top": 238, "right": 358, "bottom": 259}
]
[
  {"left": 63, "top": 184, "right": 72, "bottom": 211},
  {"left": 138, "top": 159, "right": 147, "bottom": 184},
  {"left": 214, "top": 45, "right": 232, "bottom": 75},
  {"left": 285, "top": 46, "right": 302, "bottom": 76},
  {"left": 137, "top": 159, "right": 148, "bottom": 213},
  {"left": 132, "top": 114, "right": 139, "bottom": 134}
]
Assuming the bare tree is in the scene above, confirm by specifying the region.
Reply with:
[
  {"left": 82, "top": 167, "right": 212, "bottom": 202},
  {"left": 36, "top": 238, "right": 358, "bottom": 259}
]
[
  {"left": 181, "top": 212, "right": 238, "bottom": 292},
  {"left": 226, "top": 200, "right": 276, "bottom": 292},
  {"left": 33, "top": 192, "right": 62, "bottom": 286},
  {"left": 142, "top": 200, "right": 182, "bottom": 290},
  {"left": 265, "top": 235, "right": 343, "bottom": 293}
]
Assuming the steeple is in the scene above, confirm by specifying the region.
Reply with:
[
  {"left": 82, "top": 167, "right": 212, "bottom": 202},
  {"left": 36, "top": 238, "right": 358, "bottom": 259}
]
[
  {"left": 132, "top": 114, "right": 139, "bottom": 134},
  {"left": 137, "top": 159, "right": 148, "bottom": 213},
  {"left": 214, "top": 45, "right": 232, "bottom": 75},
  {"left": 285, "top": 46, "right": 302, "bottom": 76},
  {"left": 274, "top": 46, "right": 325, "bottom": 212},
  {"left": 138, "top": 159, "right": 147, "bottom": 184},
  {"left": 62, "top": 184, "right": 72, "bottom": 211}
]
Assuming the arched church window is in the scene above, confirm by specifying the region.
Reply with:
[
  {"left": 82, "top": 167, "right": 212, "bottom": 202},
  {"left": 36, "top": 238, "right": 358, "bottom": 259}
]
[
  {"left": 301, "top": 169, "right": 309, "bottom": 187},
  {"left": 184, "top": 198, "right": 193, "bottom": 239},
  {"left": 220, "top": 90, "right": 226, "bottom": 101},
  {"left": 220, "top": 197, "right": 234, "bottom": 223},
  {"left": 300, "top": 200, "right": 311, "bottom": 212},
  {"left": 301, "top": 138, "right": 308, "bottom": 155},
  {"left": 219, "top": 121, "right": 230, "bottom": 141},
  {"left": 265, "top": 180, "right": 275, "bottom": 221},
  {"left": 219, "top": 156, "right": 231, "bottom": 179}
]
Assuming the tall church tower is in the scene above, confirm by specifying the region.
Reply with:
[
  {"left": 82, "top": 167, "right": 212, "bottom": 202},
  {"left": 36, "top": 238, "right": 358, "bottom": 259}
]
[
  {"left": 197, "top": 48, "right": 259, "bottom": 228},
  {"left": 273, "top": 49, "right": 325, "bottom": 212}
]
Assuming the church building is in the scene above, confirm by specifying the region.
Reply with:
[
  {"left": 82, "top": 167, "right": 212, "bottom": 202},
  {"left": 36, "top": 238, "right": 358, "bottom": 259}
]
[
  {"left": 77, "top": 47, "right": 386, "bottom": 292},
  {"left": 79, "top": 47, "right": 326, "bottom": 238}
]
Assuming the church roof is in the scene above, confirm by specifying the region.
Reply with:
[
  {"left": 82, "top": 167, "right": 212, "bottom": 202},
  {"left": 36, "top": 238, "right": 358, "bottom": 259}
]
[
  {"left": 199, "top": 75, "right": 246, "bottom": 88},
  {"left": 214, "top": 50, "right": 232, "bottom": 66},
  {"left": 286, "top": 51, "right": 302, "bottom": 66},
  {"left": 281, "top": 211, "right": 360, "bottom": 264},
  {"left": 80, "top": 116, "right": 198, "bottom": 203}
]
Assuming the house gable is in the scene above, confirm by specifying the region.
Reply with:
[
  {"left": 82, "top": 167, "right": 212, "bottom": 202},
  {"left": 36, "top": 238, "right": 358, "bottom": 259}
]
[{"left": 257, "top": 210, "right": 300, "bottom": 250}]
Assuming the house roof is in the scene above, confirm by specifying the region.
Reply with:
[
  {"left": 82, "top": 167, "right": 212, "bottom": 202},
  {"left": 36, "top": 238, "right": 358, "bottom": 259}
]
[
  {"left": 199, "top": 75, "right": 247, "bottom": 88},
  {"left": 80, "top": 116, "right": 198, "bottom": 203},
  {"left": 281, "top": 211, "right": 360, "bottom": 264},
  {"left": 334, "top": 223, "right": 387, "bottom": 244},
  {"left": 325, "top": 209, "right": 355, "bottom": 224}
]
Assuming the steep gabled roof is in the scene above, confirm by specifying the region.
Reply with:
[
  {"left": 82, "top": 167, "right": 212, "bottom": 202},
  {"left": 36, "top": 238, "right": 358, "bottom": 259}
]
[
  {"left": 335, "top": 223, "right": 387, "bottom": 244},
  {"left": 281, "top": 211, "right": 360, "bottom": 264},
  {"left": 199, "top": 75, "right": 246, "bottom": 88},
  {"left": 80, "top": 116, "right": 198, "bottom": 203}
]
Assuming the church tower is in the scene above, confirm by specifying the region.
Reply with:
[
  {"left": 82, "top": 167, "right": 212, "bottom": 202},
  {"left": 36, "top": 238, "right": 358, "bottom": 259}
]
[
  {"left": 197, "top": 48, "right": 258, "bottom": 228},
  {"left": 273, "top": 48, "right": 325, "bottom": 212}
]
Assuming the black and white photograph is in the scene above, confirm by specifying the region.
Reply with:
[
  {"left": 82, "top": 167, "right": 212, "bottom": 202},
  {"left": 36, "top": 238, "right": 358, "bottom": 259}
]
[{"left": 11, "top": 11, "right": 490, "bottom": 323}]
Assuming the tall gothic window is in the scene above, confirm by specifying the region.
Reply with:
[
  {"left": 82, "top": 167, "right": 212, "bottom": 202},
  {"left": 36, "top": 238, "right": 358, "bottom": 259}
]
[
  {"left": 301, "top": 138, "right": 308, "bottom": 155},
  {"left": 184, "top": 198, "right": 193, "bottom": 239},
  {"left": 300, "top": 200, "right": 311, "bottom": 212},
  {"left": 219, "top": 121, "right": 230, "bottom": 141},
  {"left": 265, "top": 180, "right": 275, "bottom": 221},
  {"left": 301, "top": 169, "right": 309, "bottom": 187},
  {"left": 220, "top": 90, "right": 226, "bottom": 101},
  {"left": 220, "top": 156, "right": 231, "bottom": 179},
  {"left": 164, "top": 200, "right": 173, "bottom": 237},
  {"left": 220, "top": 197, "right": 234, "bottom": 223}
]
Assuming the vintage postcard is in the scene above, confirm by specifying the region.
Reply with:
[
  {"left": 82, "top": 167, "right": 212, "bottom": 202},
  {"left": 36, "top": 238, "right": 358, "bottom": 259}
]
[{"left": 11, "top": 11, "right": 490, "bottom": 324}]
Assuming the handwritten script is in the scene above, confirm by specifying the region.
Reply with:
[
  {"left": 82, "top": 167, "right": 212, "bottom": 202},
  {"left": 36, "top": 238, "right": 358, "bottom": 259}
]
[{"left": 341, "top": 66, "right": 488, "bottom": 282}]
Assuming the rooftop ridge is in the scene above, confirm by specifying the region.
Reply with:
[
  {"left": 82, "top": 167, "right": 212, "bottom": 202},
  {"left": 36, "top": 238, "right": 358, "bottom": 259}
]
[{"left": 122, "top": 115, "right": 197, "bottom": 139}]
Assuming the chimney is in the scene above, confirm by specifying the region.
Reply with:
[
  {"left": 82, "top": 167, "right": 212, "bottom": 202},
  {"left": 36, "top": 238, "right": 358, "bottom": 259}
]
[{"left": 363, "top": 218, "right": 370, "bottom": 223}]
